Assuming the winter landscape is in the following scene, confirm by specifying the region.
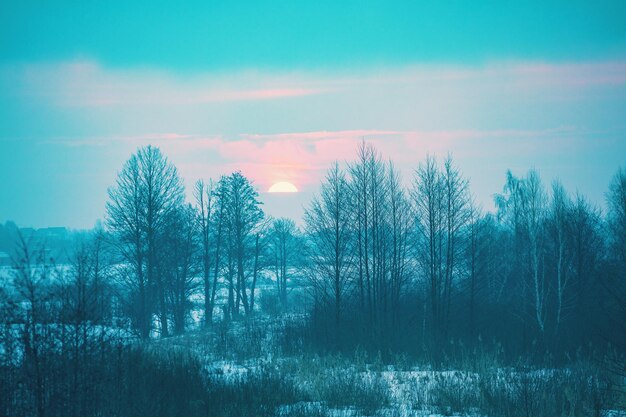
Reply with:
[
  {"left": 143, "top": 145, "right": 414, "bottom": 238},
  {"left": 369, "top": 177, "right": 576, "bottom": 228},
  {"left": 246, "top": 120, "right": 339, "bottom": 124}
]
[{"left": 1, "top": 2, "right": 626, "bottom": 417}]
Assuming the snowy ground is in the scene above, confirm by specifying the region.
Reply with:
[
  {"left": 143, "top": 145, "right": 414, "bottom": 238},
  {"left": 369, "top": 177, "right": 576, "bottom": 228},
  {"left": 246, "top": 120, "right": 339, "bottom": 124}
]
[
  {"left": 157, "top": 317, "right": 626, "bottom": 417},
  {"left": 2, "top": 264, "right": 623, "bottom": 416},
  {"left": 201, "top": 355, "right": 625, "bottom": 417}
]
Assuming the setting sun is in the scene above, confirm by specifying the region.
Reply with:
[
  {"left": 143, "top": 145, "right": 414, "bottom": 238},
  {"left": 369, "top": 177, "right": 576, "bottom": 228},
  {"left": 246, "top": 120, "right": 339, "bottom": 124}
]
[{"left": 268, "top": 181, "right": 298, "bottom": 193}]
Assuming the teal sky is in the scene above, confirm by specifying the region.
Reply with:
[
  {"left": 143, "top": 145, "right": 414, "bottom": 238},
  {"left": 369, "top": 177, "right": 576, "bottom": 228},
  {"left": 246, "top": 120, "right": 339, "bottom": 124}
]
[
  {"left": 3, "top": 1, "right": 626, "bottom": 68},
  {"left": 1, "top": 1, "right": 626, "bottom": 228}
]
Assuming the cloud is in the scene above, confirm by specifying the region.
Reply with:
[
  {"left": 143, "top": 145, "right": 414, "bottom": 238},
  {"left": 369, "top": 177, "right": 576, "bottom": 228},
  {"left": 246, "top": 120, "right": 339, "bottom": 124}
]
[
  {"left": 10, "top": 59, "right": 626, "bottom": 111},
  {"left": 18, "top": 60, "right": 329, "bottom": 107},
  {"left": 3, "top": 58, "right": 625, "bottom": 225},
  {"left": 44, "top": 126, "right": 599, "bottom": 195}
]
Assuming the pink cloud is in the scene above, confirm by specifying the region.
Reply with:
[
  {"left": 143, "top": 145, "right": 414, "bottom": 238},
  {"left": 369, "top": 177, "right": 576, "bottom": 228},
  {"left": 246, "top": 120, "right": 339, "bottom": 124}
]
[
  {"left": 240, "top": 129, "right": 402, "bottom": 141},
  {"left": 17, "top": 59, "right": 626, "bottom": 110},
  {"left": 42, "top": 124, "right": 624, "bottom": 222},
  {"left": 49, "top": 127, "right": 586, "bottom": 193},
  {"left": 19, "top": 60, "right": 328, "bottom": 107},
  {"left": 80, "top": 128, "right": 581, "bottom": 194}
]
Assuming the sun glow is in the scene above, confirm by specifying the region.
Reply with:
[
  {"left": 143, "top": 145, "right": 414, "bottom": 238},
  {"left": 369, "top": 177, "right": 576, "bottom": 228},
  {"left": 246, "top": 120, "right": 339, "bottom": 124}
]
[{"left": 268, "top": 181, "right": 298, "bottom": 193}]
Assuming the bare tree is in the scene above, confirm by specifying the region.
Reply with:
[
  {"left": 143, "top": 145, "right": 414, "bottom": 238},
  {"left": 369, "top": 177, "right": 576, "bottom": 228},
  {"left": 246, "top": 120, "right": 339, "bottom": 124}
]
[
  {"left": 222, "top": 172, "right": 264, "bottom": 318},
  {"left": 163, "top": 204, "right": 198, "bottom": 334},
  {"left": 607, "top": 166, "right": 626, "bottom": 265},
  {"left": 569, "top": 193, "right": 602, "bottom": 344},
  {"left": 270, "top": 218, "right": 298, "bottom": 309},
  {"left": 11, "top": 233, "right": 56, "bottom": 417},
  {"left": 412, "top": 156, "right": 444, "bottom": 349},
  {"left": 547, "top": 180, "right": 572, "bottom": 336},
  {"left": 59, "top": 229, "right": 112, "bottom": 417},
  {"left": 210, "top": 177, "right": 229, "bottom": 321},
  {"left": 249, "top": 223, "right": 271, "bottom": 315},
  {"left": 304, "top": 162, "right": 353, "bottom": 344},
  {"left": 106, "top": 153, "right": 147, "bottom": 338},
  {"left": 194, "top": 179, "right": 215, "bottom": 326},
  {"left": 496, "top": 169, "right": 548, "bottom": 347},
  {"left": 412, "top": 155, "right": 469, "bottom": 349},
  {"left": 465, "top": 199, "right": 481, "bottom": 340},
  {"left": 387, "top": 161, "right": 412, "bottom": 331},
  {"left": 349, "top": 143, "right": 369, "bottom": 314},
  {"left": 106, "top": 145, "right": 184, "bottom": 338},
  {"left": 604, "top": 166, "right": 626, "bottom": 348},
  {"left": 348, "top": 142, "right": 405, "bottom": 338},
  {"left": 523, "top": 170, "right": 548, "bottom": 336},
  {"left": 441, "top": 156, "right": 470, "bottom": 338}
]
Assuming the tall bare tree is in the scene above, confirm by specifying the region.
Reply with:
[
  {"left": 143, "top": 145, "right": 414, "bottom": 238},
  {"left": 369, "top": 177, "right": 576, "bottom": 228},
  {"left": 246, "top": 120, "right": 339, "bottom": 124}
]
[
  {"left": 194, "top": 179, "right": 215, "bottom": 326},
  {"left": 413, "top": 156, "right": 444, "bottom": 348},
  {"left": 210, "top": 177, "right": 229, "bottom": 321},
  {"left": 607, "top": 166, "right": 626, "bottom": 265},
  {"left": 304, "top": 162, "right": 353, "bottom": 344},
  {"left": 106, "top": 145, "right": 184, "bottom": 338},
  {"left": 162, "top": 204, "right": 198, "bottom": 334},
  {"left": 604, "top": 167, "right": 626, "bottom": 352},
  {"left": 270, "top": 218, "right": 297, "bottom": 309},
  {"left": 387, "top": 161, "right": 412, "bottom": 331},
  {"left": 569, "top": 193, "right": 602, "bottom": 344},
  {"left": 496, "top": 169, "right": 548, "bottom": 347},
  {"left": 465, "top": 199, "right": 481, "bottom": 340},
  {"left": 523, "top": 170, "right": 548, "bottom": 336},
  {"left": 11, "top": 234, "right": 56, "bottom": 417},
  {"left": 59, "top": 230, "right": 112, "bottom": 417},
  {"left": 412, "top": 155, "right": 469, "bottom": 349},
  {"left": 547, "top": 180, "right": 572, "bottom": 336},
  {"left": 222, "top": 172, "right": 264, "bottom": 318},
  {"left": 348, "top": 142, "right": 387, "bottom": 328}
]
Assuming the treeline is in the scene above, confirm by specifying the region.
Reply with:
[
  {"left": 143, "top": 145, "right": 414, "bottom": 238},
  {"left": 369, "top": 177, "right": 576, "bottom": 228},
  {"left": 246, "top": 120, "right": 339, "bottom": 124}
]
[
  {"left": 304, "top": 143, "right": 626, "bottom": 359},
  {"left": 2, "top": 143, "right": 625, "bottom": 355},
  {"left": 0, "top": 146, "right": 298, "bottom": 416},
  {"left": 0, "top": 143, "right": 625, "bottom": 415},
  {"left": 105, "top": 146, "right": 296, "bottom": 339}
]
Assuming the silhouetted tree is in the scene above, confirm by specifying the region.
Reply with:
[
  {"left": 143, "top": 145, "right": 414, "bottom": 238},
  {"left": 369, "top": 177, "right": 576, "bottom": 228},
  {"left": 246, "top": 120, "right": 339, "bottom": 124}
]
[
  {"left": 386, "top": 161, "right": 412, "bottom": 332},
  {"left": 106, "top": 145, "right": 184, "bottom": 338},
  {"left": 194, "top": 179, "right": 215, "bottom": 326},
  {"left": 221, "top": 172, "right": 264, "bottom": 318},
  {"left": 304, "top": 162, "right": 353, "bottom": 345},
  {"left": 411, "top": 155, "right": 469, "bottom": 351},
  {"left": 162, "top": 204, "right": 198, "bottom": 334},
  {"left": 11, "top": 234, "right": 56, "bottom": 417},
  {"left": 270, "top": 218, "right": 298, "bottom": 308}
]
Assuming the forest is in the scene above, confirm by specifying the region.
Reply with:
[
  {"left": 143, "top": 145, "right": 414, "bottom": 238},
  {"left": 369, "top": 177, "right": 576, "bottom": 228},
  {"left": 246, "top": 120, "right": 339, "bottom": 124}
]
[{"left": 1, "top": 143, "right": 625, "bottom": 417}]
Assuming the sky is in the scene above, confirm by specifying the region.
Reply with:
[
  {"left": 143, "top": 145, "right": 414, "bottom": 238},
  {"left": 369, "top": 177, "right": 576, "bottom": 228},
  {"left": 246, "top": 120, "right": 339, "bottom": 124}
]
[{"left": 1, "top": 1, "right": 626, "bottom": 229}]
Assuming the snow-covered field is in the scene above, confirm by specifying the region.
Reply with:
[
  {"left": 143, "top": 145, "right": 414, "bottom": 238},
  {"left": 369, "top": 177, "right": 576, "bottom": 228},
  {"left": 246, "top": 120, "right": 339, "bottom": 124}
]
[
  {"left": 2, "top": 265, "right": 623, "bottom": 416},
  {"left": 155, "top": 317, "right": 626, "bottom": 417},
  {"left": 199, "top": 355, "right": 625, "bottom": 417}
]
